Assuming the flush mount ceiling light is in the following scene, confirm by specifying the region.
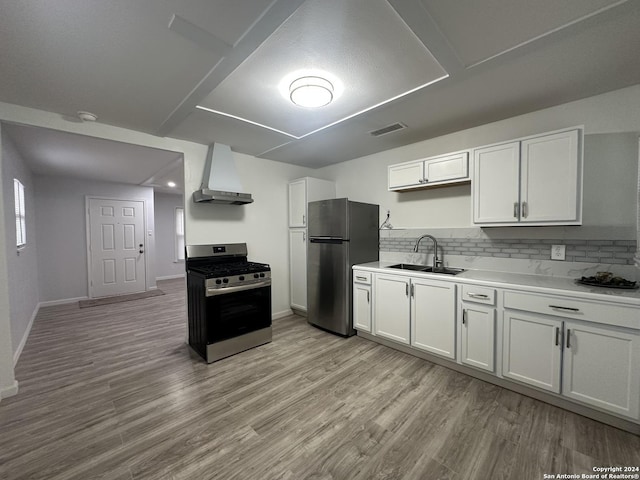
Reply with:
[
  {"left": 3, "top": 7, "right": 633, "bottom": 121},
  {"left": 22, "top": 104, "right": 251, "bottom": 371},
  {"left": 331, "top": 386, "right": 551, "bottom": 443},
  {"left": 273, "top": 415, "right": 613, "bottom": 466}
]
[
  {"left": 289, "top": 76, "right": 334, "bottom": 108},
  {"left": 167, "top": 181, "right": 176, "bottom": 188}
]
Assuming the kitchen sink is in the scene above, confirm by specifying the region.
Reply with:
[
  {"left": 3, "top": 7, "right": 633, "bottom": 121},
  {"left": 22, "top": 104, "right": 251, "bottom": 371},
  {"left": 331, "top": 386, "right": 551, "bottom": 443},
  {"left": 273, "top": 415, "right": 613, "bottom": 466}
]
[{"left": 387, "top": 264, "right": 465, "bottom": 275}]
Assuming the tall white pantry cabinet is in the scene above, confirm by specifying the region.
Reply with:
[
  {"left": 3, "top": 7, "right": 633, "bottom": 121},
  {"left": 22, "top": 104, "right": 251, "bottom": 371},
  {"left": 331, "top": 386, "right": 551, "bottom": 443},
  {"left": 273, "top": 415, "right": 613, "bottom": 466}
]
[{"left": 288, "top": 177, "right": 335, "bottom": 314}]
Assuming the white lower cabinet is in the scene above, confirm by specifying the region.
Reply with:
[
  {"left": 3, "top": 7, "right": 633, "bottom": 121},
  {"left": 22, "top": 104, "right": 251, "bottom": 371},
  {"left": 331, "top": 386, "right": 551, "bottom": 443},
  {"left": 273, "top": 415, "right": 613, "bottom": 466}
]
[
  {"left": 461, "top": 304, "right": 496, "bottom": 372},
  {"left": 502, "top": 310, "right": 562, "bottom": 393},
  {"left": 353, "top": 270, "right": 372, "bottom": 333},
  {"left": 411, "top": 278, "right": 456, "bottom": 359},
  {"left": 503, "top": 306, "right": 640, "bottom": 419},
  {"left": 373, "top": 274, "right": 410, "bottom": 344},
  {"left": 562, "top": 321, "right": 640, "bottom": 419},
  {"left": 356, "top": 267, "right": 640, "bottom": 424},
  {"left": 289, "top": 229, "right": 307, "bottom": 311}
]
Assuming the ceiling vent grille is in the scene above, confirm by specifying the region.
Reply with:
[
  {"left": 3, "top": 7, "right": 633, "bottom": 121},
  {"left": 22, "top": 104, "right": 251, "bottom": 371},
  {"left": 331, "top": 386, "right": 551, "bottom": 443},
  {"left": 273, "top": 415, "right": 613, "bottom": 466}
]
[{"left": 369, "top": 122, "right": 407, "bottom": 137}]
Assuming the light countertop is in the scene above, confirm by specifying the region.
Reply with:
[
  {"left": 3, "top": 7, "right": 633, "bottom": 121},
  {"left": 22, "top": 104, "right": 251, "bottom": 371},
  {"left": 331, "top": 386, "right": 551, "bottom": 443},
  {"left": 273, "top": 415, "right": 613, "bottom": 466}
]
[{"left": 354, "top": 261, "right": 640, "bottom": 306}]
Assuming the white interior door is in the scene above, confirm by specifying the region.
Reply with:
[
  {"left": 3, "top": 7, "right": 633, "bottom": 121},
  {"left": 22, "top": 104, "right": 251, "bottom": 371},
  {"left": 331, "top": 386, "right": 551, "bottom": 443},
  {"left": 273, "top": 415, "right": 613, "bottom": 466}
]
[{"left": 88, "top": 198, "right": 146, "bottom": 298}]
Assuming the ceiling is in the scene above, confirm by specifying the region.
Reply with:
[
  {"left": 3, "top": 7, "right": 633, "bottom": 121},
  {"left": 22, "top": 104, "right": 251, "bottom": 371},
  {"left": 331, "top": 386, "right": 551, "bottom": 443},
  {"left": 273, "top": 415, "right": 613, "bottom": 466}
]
[
  {"left": 0, "top": 0, "right": 639, "bottom": 175},
  {"left": 2, "top": 123, "right": 184, "bottom": 194}
]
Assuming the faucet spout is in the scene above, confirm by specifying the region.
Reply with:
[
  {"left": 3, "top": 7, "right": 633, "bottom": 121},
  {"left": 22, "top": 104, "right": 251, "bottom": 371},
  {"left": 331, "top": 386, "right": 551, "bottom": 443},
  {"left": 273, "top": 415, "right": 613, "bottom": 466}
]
[{"left": 413, "top": 235, "right": 441, "bottom": 271}]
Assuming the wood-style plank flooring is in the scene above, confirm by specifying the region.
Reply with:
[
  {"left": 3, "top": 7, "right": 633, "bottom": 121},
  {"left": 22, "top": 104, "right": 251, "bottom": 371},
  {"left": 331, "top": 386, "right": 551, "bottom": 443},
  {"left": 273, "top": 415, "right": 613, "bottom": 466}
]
[{"left": 1, "top": 278, "right": 638, "bottom": 480}]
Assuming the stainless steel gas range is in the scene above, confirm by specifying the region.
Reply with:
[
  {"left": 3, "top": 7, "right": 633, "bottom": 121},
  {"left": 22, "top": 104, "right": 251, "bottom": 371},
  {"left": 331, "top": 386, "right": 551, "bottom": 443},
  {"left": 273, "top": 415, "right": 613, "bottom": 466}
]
[{"left": 185, "top": 243, "right": 272, "bottom": 363}]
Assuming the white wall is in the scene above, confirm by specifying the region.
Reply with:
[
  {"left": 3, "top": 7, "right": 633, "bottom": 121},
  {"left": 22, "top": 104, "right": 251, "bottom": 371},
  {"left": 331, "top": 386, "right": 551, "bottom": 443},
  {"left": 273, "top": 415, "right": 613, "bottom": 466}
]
[
  {"left": 318, "top": 85, "right": 640, "bottom": 233},
  {"left": 154, "top": 192, "right": 185, "bottom": 279},
  {"left": 0, "top": 123, "right": 18, "bottom": 400},
  {"left": 1, "top": 131, "right": 39, "bottom": 359},
  {"left": 34, "top": 176, "right": 156, "bottom": 302},
  {"left": 185, "top": 151, "right": 315, "bottom": 316}
]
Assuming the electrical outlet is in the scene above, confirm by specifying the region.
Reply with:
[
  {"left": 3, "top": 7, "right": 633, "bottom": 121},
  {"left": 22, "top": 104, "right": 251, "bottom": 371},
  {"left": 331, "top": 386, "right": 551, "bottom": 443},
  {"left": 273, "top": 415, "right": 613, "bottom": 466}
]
[{"left": 551, "top": 244, "right": 566, "bottom": 261}]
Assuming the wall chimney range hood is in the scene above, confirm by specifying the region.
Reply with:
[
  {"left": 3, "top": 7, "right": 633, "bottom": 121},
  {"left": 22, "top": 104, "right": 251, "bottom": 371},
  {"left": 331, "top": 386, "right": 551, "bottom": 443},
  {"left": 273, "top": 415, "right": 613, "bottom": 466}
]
[{"left": 193, "top": 143, "right": 253, "bottom": 205}]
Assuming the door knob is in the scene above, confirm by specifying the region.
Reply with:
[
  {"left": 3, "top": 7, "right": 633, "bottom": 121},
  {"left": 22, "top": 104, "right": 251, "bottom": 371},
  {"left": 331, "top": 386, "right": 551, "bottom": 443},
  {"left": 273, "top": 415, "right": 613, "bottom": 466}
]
[{"left": 139, "top": 249, "right": 144, "bottom": 254}]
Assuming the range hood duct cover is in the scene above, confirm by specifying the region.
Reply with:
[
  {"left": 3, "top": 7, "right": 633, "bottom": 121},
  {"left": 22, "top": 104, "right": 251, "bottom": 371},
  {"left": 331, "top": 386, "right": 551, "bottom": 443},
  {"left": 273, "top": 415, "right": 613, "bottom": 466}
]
[{"left": 193, "top": 143, "right": 253, "bottom": 205}]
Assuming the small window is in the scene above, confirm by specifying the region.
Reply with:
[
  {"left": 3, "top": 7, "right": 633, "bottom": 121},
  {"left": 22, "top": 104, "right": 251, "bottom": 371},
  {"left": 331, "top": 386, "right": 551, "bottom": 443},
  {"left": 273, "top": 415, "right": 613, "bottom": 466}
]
[
  {"left": 14, "top": 179, "right": 26, "bottom": 248},
  {"left": 175, "top": 207, "right": 185, "bottom": 261}
]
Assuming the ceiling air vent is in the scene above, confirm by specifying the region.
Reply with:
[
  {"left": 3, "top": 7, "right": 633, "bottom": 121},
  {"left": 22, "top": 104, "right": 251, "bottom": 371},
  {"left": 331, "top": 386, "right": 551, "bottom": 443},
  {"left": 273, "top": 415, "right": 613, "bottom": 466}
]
[{"left": 369, "top": 122, "right": 407, "bottom": 137}]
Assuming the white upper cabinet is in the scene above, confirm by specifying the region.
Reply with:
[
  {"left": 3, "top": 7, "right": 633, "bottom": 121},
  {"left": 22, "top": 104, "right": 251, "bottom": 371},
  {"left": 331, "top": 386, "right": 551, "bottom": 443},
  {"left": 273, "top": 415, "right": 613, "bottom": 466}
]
[
  {"left": 520, "top": 130, "right": 580, "bottom": 223},
  {"left": 473, "top": 142, "right": 520, "bottom": 223},
  {"left": 288, "top": 177, "right": 336, "bottom": 228},
  {"left": 288, "top": 179, "right": 307, "bottom": 228},
  {"left": 388, "top": 151, "right": 469, "bottom": 191},
  {"left": 472, "top": 128, "right": 582, "bottom": 226}
]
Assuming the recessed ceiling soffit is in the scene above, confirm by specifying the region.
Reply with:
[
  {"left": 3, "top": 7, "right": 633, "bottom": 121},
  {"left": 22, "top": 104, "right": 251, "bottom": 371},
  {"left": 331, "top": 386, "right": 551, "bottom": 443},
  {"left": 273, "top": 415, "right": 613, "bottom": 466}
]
[{"left": 162, "top": 0, "right": 630, "bottom": 157}]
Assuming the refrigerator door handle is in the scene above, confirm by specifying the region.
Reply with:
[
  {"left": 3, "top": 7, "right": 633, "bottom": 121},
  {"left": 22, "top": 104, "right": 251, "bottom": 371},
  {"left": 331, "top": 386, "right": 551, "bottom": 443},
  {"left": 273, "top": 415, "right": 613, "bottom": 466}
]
[{"left": 309, "top": 237, "right": 345, "bottom": 244}]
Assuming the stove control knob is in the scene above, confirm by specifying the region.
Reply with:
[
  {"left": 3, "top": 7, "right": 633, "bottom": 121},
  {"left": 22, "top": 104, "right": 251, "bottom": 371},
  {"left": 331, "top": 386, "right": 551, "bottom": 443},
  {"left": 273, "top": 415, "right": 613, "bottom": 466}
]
[
  {"left": 254, "top": 273, "right": 259, "bottom": 279},
  {"left": 259, "top": 273, "right": 265, "bottom": 278},
  {"left": 215, "top": 279, "right": 222, "bottom": 285},
  {"left": 239, "top": 276, "right": 244, "bottom": 281},
  {"left": 223, "top": 278, "right": 229, "bottom": 284}
]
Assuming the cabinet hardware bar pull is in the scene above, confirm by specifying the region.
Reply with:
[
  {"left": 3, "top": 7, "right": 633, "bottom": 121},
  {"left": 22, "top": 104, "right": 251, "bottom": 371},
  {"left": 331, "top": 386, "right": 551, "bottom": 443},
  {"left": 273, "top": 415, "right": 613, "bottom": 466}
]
[
  {"left": 367, "top": 291, "right": 370, "bottom": 303},
  {"left": 356, "top": 276, "right": 367, "bottom": 281},
  {"left": 406, "top": 283, "right": 409, "bottom": 296},
  {"left": 303, "top": 232, "right": 306, "bottom": 242},
  {"left": 549, "top": 305, "right": 580, "bottom": 312},
  {"left": 513, "top": 202, "right": 519, "bottom": 218},
  {"left": 410, "top": 283, "right": 414, "bottom": 297},
  {"left": 522, "top": 201, "right": 528, "bottom": 218},
  {"left": 462, "top": 309, "right": 466, "bottom": 325},
  {"left": 566, "top": 329, "right": 571, "bottom": 348},
  {"left": 302, "top": 214, "right": 306, "bottom": 225},
  {"left": 555, "top": 327, "right": 560, "bottom": 346},
  {"left": 467, "top": 293, "right": 489, "bottom": 299}
]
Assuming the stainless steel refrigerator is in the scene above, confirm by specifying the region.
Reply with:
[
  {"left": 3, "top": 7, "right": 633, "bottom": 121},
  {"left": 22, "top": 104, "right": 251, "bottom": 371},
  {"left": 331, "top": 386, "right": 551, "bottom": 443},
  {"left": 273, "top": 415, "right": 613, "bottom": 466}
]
[{"left": 307, "top": 198, "right": 379, "bottom": 336}]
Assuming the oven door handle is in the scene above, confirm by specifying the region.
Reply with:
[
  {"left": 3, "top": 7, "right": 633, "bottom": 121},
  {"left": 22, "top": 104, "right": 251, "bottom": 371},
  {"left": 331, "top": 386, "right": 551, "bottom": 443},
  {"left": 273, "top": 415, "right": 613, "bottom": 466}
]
[{"left": 207, "top": 280, "right": 271, "bottom": 296}]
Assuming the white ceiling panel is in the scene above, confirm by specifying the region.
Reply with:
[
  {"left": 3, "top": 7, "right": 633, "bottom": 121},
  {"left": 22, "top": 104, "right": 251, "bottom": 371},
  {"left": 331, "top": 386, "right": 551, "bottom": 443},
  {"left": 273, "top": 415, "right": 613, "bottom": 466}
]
[
  {"left": 169, "top": 109, "right": 294, "bottom": 157},
  {"left": 0, "top": 0, "right": 639, "bottom": 172},
  {"left": 3, "top": 123, "right": 183, "bottom": 188},
  {"left": 198, "top": 0, "right": 447, "bottom": 138},
  {"left": 421, "top": 0, "right": 625, "bottom": 67},
  {"left": 263, "top": 3, "right": 640, "bottom": 167},
  {"left": 0, "top": 0, "right": 275, "bottom": 133}
]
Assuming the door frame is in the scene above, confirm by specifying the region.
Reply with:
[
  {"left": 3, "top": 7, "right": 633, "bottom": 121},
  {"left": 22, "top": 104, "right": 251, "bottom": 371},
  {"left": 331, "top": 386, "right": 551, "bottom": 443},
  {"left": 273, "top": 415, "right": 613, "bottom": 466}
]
[{"left": 85, "top": 196, "right": 150, "bottom": 298}]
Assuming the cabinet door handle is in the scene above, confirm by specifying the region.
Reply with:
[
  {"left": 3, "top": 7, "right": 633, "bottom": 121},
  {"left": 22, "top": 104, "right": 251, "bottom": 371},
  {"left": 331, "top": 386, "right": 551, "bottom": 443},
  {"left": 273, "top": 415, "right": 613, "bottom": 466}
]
[
  {"left": 549, "top": 305, "right": 580, "bottom": 313},
  {"left": 566, "top": 329, "right": 571, "bottom": 348},
  {"left": 405, "top": 283, "right": 409, "bottom": 296},
  {"left": 303, "top": 232, "right": 306, "bottom": 242},
  {"left": 367, "top": 291, "right": 370, "bottom": 303},
  {"left": 302, "top": 214, "right": 306, "bottom": 225},
  {"left": 462, "top": 309, "right": 467, "bottom": 325},
  {"left": 555, "top": 327, "right": 560, "bottom": 346},
  {"left": 467, "top": 293, "right": 489, "bottom": 299},
  {"left": 410, "top": 283, "right": 414, "bottom": 297},
  {"left": 356, "top": 276, "right": 367, "bottom": 281},
  {"left": 424, "top": 178, "right": 428, "bottom": 183},
  {"left": 513, "top": 202, "right": 520, "bottom": 218},
  {"left": 522, "top": 201, "right": 528, "bottom": 218}
]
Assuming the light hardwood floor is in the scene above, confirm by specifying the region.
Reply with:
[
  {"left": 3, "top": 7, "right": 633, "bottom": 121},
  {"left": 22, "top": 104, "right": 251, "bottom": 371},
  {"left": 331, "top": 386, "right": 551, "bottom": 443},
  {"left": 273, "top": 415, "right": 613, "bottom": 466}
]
[{"left": 1, "top": 278, "right": 638, "bottom": 480}]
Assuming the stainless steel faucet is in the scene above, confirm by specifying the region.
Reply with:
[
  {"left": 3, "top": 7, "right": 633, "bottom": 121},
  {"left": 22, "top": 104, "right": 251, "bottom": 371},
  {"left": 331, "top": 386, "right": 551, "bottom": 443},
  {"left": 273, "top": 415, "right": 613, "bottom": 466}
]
[{"left": 413, "top": 234, "right": 443, "bottom": 271}]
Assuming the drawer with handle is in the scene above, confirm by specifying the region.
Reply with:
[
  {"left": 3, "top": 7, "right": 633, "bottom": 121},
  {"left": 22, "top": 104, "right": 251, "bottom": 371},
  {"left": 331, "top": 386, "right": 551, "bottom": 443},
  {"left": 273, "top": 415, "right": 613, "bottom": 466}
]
[
  {"left": 461, "top": 284, "right": 495, "bottom": 305},
  {"left": 503, "top": 290, "right": 639, "bottom": 330},
  {"left": 353, "top": 270, "right": 372, "bottom": 285}
]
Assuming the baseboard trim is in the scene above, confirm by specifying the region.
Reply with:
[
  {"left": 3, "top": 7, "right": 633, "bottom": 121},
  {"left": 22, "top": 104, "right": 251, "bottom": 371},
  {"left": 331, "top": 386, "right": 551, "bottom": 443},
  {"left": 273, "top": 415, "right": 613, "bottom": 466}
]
[
  {"left": 39, "top": 296, "right": 89, "bottom": 307},
  {"left": 13, "top": 303, "right": 39, "bottom": 366},
  {"left": 0, "top": 380, "right": 19, "bottom": 401},
  {"left": 156, "top": 274, "right": 185, "bottom": 281},
  {"left": 273, "top": 309, "right": 293, "bottom": 320}
]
